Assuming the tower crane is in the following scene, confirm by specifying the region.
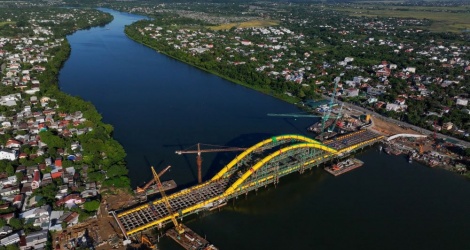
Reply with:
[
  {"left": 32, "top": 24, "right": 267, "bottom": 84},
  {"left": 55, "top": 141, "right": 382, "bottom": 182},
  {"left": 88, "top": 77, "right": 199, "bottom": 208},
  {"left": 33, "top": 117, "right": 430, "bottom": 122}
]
[
  {"left": 267, "top": 113, "right": 327, "bottom": 118},
  {"left": 328, "top": 103, "right": 344, "bottom": 133},
  {"left": 267, "top": 77, "right": 341, "bottom": 139},
  {"left": 136, "top": 165, "right": 171, "bottom": 194},
  {"left": 321, "top": 77, "right": 340, "bottom": 135},
  {"left": 175, "top": 143, "right": 247, "bottom": 184},
  {"left": 151, "top": 166, "right": 185, "bottom": 235}
]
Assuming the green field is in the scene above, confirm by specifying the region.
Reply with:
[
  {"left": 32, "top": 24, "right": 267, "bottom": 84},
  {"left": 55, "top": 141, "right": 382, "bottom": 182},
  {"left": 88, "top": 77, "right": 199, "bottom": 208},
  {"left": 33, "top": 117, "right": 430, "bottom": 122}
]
[
  {"left": 209, "top": 20, "right": 279, "bottom": 31},
  {"left": 0, "top": 21, "right": 14, "bottom": 27},
  {"left": 334, "top": 6, "right": 470, "bottom": 33}
]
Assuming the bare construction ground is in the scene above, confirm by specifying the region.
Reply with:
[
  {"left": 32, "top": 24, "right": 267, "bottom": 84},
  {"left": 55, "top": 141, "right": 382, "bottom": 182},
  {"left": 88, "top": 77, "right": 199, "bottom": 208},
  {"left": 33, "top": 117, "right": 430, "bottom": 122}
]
[{"left": 369, "top": 116, "right": 422, "bottom": 136}]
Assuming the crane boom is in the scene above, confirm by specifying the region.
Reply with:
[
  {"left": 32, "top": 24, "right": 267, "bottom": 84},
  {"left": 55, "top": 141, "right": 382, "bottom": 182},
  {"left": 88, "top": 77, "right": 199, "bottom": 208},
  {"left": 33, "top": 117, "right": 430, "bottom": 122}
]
[
  {"left": 175, "top": 143, "right": 248, "bottom": 184},
  {"left": 267, "top": 113, "right": 324, "bottom": 118},
  {"left": 329, "top": 103, "right": 344, "bottom": 132},
  {"left": 136, "top": 165, "right": 171, "bottom": 193},
  {"left": 320, "top": 77, "right": 340, "bottom": 137},
  {"left": 175, "top": 147, "right": 247, "bottom": 154},
  {"left": 151, "top": 166, "right": 184, "bottom": 234},
  {"left": 267, "top": 113, "right": 338, "bottom": 118}
]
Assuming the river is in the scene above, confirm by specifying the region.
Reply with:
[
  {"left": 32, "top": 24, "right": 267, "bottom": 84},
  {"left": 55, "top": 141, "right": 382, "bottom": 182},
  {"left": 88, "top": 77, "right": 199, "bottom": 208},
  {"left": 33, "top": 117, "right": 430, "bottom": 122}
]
[{"left": 59, "top": 9, "right": 470, "bottom": 250}]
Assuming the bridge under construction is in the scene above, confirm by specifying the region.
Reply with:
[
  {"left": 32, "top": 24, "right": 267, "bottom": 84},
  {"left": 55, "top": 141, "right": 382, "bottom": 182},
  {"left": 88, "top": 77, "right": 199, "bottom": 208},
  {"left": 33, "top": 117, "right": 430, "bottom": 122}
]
[{"left": 114, "top": 130, "right": 383, "bottom": 237}]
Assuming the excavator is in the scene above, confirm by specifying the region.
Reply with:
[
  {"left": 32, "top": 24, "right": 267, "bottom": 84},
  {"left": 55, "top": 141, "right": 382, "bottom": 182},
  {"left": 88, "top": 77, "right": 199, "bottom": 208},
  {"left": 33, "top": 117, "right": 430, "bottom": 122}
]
[
  {"left": 136, "top": 165, "right": 172, "bottom": 194},
  {"left": 141, "top": 234, "right": 156, "bottom": 249}
]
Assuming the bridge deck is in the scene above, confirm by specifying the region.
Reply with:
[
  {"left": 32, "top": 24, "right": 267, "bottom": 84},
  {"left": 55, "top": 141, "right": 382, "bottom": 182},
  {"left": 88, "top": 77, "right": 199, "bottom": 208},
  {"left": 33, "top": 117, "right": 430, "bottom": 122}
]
[
  {"left": 116, "top": 130, "right": 384, "bottom": 236},
  {"left": 119, "top": 178, "right": 230, "bottom": 233}
]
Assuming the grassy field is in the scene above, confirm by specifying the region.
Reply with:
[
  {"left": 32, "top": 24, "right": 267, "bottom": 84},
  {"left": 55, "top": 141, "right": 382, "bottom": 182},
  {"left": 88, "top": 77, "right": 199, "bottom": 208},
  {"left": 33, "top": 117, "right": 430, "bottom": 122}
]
[
  {"left": 334, "top": 6, "right": 470, "bottom": 33},
  {"left": 0, "top": 21, "right": 14, "bottom": 27},
  {"left": 209, "top": 20, "right": 279, "bottom": 30}
]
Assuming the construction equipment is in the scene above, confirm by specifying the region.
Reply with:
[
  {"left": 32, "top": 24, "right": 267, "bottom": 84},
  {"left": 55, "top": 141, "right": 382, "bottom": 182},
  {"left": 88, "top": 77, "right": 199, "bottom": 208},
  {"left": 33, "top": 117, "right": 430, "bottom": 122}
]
[
  {"left": 419, "top": 144, "right": 424, "bottom": 155},
  {"left": 328, "top": 103, "right": 344, "bottom": 133},
  {"left": 175, "top": 143, "right": 247, "bottom": 184},
  {"left": 141, "top": 234, "right": 156, "bottom": 249},
  {"left": 267, "top": 113, "right": 330, "bottom": 118},
  {"left": 322, "top": 77, "right": 340, "bottom": 132},
  {"left": 136, "top": 165, "right": 171, "bottom": 193},
  {"left": 151, "top": 166, "right": 184, "bottom": 235}
]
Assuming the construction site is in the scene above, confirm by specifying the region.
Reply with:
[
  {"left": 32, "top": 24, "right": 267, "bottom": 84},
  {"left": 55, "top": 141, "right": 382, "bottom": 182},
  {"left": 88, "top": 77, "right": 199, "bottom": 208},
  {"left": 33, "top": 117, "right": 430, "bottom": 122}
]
[{"left": 51, "top": 77, "right": 469, "bottom": 250}]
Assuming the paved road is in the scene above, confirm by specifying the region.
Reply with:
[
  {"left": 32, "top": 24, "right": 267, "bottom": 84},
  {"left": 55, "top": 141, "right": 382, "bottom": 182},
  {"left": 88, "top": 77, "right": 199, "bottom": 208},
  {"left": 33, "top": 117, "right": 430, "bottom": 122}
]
[{"left": 319, "top": 95, "right": 470, "bottom": 148}]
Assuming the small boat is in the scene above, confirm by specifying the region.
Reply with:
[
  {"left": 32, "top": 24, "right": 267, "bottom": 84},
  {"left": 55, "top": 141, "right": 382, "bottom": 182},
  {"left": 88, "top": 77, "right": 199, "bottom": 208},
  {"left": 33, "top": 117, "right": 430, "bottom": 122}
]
[{"left": 408, "top": 155, "right": 413, "bottom": 163}]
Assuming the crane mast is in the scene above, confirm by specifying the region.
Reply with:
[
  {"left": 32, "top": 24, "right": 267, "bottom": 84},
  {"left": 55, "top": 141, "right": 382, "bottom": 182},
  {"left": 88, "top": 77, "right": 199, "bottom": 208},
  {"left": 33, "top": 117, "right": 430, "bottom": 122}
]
[
  {"left": 329, "top": 103, "right": 344, "bottom": 132},
  {"left": 151, "top": 166, "right": 184, "bottom": 234},
  {"left": 321, "top": 77, "right": 340, "bottom": 135}
]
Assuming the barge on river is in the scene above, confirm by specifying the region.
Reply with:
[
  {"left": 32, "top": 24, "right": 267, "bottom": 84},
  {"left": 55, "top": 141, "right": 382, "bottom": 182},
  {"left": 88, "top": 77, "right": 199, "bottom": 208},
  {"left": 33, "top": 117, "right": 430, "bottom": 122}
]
[
  {"left": 166, "top": 224, "right": 218, "bottom": 250},
  {"left": 324, "top": 158, "right": 364, "bottom": 176}
]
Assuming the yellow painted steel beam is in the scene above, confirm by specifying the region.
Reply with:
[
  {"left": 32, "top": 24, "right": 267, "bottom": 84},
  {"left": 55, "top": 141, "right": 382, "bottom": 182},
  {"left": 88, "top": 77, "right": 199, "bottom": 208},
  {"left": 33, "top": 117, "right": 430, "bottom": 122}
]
[
  {"left": 120, "top": 134, "right": 324, "bottom": 217},
  {"left": 211, "top": 134, "right": 322, "bottom": 181},
  {"left": 121, "top": 134, "right": 384, "bottom": 235},
  {"left": 337, "top": 135, "right": 384, "bottom": 154},
  {"left": 223, "top": 143, "right": 338, "bottom": 196},
  {"left": 118, "top": 180, "right": 214, "bottom": 217}
]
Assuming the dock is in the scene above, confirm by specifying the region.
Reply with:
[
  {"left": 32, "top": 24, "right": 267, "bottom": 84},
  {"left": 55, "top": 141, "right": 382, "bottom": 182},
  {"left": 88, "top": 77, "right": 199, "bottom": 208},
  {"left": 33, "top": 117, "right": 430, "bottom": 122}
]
[
  {"left": 166, "top": 224, "right": 218, "bottom": 250},
  {"left": 324, "top": 158, "right": 364, "bottom": 176}
]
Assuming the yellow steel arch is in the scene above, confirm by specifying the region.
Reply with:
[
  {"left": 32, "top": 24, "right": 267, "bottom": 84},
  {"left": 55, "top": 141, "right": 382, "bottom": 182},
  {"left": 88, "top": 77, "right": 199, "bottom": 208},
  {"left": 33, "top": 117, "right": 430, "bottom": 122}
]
[
  {"left": 211, "top": 134, "right": 321, "bottom": 181},
  {"left": 223, "top": 143, "right": 338, "bottom": 196},
  {"left": 125, "top": 142, "right": 337, "bottom": 236}
]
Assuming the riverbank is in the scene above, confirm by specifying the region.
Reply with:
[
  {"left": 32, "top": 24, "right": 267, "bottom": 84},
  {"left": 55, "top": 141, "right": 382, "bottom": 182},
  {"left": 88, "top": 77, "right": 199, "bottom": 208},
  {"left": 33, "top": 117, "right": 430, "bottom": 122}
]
[
  {"left": 53, "top": 8, "right": 470, "bottom": 250},
  {"left": 384, "top": 135, "right": 469, "bottom": 176},
  {"left": 124, "top": 26, "right": 301, "bottom": 106}
]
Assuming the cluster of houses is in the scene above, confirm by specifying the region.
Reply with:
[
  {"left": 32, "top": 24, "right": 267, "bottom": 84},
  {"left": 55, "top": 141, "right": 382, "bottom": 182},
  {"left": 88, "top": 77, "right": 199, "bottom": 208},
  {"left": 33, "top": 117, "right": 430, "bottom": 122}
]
[
  {"left": 0, "top": 8, "right": 111, "bottom": 249},
  {"left": 0, "top": 96, "right": 92, "bottom": 161},
  {"left": 137, "top": 9, "right": 470, "bottom": 138},
  {"left": 0, "top": 160, "right": 99, "bottom": 249}
]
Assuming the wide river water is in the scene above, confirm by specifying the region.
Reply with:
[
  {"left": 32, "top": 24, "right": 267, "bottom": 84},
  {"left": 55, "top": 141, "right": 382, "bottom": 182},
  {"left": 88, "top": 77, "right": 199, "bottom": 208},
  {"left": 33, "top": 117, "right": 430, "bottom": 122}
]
[{"left": 59, "top": 9, "right": 470, "bottom": 250}]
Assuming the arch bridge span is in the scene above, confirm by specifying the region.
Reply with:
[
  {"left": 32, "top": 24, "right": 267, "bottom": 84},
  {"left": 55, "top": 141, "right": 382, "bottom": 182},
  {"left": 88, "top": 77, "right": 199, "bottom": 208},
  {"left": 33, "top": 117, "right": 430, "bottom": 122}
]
[{"left": 116, "top": 130, "right": 383, "bottom": 236}]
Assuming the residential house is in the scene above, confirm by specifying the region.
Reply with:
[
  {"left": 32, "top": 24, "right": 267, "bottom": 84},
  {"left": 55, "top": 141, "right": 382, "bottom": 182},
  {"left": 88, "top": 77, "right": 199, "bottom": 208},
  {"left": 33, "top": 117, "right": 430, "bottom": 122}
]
[
  {"left": 20, "top": 205, "right": 51, "bottom": 230},
  {"left": 49, "top": 211, "right": 64, "bottom": 231},
  {"left": 456, "top": 98, "right": 468, "bottom": 106},
  {"left": 442, "top": 122, "right": 454, "bottom": 131},
  {"left": 28, "top": 196, "right": 42, "bottom": 208},
  {"left": 41, "top": 173, "right": 52, "bottom": 186},
  {"left": 0, "top": 226, "right": 12, "bottom": 237},
  {"left": 0, "top": 176, "right": 17, "bottom": 187},
  {"left": 0, "top": 149, "right": 17, "bottom": 161},
  {"left": 0, "top": 232, "right": 20, "bottom": 246},
  {"left": 60, "top": 211, "right": 79, "bottom": 227},
  {"left": 31, "top": 170, "right": 40, "bottom": 190},
  {"left": 5, "top": 139, "right": 22, "bottom": 149},
  {"left": 81, "top": 189, "right": 98, "bottom": 199},
  {"left": 19, "top": 230, "right": 48, "bottom": 250},
  {"left": 55, "top": 194, "right": 85, "bottom": 208},
  {"left": 0, "top": 213, "right": 14, "bottom": 223},
  {"left": 386, "top": 103, "right": 408, "bottom": 112},
  {"left": 15, "top": 165, "right": 26, "bottom": 174},
  {"left": 0, "top": 186, "right": 20, "bottom": 197},
  {"left": 344, "top": 88, "right": 359, "bottom": 97},
  {"left": 12, "top": 194, "right": 24, "bottom": 209},
  {"left": 51, "top": 169, "right": 62, "bottom": 179},
  {"left": 20, "top": 182, "right": 32, "bottom": 196}
]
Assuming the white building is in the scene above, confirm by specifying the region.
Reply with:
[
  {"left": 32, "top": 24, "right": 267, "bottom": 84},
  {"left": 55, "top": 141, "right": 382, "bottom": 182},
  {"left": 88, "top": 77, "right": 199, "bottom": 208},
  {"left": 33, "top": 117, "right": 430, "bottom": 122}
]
[
  {"left": 0, "top": 149, "right": 17, "bottom": 161},
  {"left": 456, "top": 98, "right": 468, "bottom": 106}
]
